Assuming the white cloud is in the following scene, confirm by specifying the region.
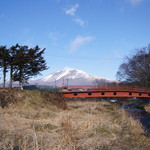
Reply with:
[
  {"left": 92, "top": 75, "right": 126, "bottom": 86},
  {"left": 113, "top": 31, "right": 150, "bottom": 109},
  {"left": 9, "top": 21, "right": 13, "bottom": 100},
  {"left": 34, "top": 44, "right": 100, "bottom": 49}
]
[
  {"left": 69, "top": 36, "right": 94, "bottom": 52},
  {"left": 73, "top": 18, "right": 85, "bottom": 26},
  {"left": 128, "top": 0, "right": 144, "bottom": 5},
  {"left": 65, "top": 4, "right": 79, "bottom": 16},
  {"left": 64, "top": 4, "right": 86, "bottom": 27}
]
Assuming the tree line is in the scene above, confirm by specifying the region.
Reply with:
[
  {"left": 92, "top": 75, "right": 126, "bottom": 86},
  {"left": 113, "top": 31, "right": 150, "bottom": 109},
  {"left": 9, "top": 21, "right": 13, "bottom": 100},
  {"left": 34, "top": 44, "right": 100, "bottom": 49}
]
[
  {"left": 1, "top": 43, "right": 149, "bottom": 89},
  {"left": 0, "top": 44, "right": 48, "bottom": 88}
]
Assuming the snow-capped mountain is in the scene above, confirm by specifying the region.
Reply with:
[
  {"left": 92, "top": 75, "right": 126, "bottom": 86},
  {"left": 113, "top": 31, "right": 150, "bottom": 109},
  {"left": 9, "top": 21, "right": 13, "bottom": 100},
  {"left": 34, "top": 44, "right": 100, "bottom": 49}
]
[{"left": 29, "top": 67, "right": 114, "bottom": 86}]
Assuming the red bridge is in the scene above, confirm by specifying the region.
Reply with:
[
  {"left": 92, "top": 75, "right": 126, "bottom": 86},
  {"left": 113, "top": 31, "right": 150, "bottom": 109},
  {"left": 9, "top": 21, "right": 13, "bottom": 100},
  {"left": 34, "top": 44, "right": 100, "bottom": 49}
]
[{"left": 62, "top": 85, "right": 150, "bottom": 98}]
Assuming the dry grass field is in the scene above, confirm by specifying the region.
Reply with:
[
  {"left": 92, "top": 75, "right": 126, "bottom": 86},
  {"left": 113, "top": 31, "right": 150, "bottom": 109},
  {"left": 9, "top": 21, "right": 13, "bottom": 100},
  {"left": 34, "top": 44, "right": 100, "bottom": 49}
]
[{"left": 0, "top": 89, "right": 150, "bottom": 150}]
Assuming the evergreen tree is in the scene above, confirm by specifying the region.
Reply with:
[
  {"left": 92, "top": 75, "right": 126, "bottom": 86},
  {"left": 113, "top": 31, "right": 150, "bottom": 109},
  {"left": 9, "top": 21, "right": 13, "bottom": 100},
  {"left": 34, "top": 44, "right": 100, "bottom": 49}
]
[
  {"left": 0, "top": 44, "right": 48, "bottom": 88},
  {"left": 9, "top": 44, "right": 19, "bottom": 88},
  {"left": 27, "top": 45, "right": 48, "bottom": 77},
  {"left": 12, "top": 45, "right": 48, "bottom": 88},
  {"left": 0, "top": 46, "right": 9, "bottom": 88},
  {"left": 12, "top": 45, "right": 29, "bottom": 88}
]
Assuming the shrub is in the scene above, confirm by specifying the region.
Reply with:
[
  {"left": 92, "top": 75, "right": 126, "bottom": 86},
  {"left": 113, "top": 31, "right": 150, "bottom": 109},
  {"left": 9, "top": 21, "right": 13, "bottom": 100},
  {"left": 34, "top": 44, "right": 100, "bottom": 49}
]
[
  {"left": 0, "top": 89, "right": 17, "bottom": 108},
  {"left": 41, "top": 91, "right": 67, "bottom": 109}
]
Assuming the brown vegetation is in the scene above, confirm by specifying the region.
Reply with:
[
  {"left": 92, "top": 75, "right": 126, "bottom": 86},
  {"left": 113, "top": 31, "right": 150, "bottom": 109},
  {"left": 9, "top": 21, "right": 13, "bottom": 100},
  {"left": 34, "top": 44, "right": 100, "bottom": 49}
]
[
  {"left": 0, "top": 89, "right": 17, "bottom": 108},
  {"left": 0, "top": 89, "right": 67, "bottom": 109},
  {"left": 145, "top": 103, "right": 150, "bottom": 113},
  {"left": 0, "top": 90, "right": 150, "bottom": 149},
  {"left": 41, "top": 91, "right": 67, "bottom": 109}
]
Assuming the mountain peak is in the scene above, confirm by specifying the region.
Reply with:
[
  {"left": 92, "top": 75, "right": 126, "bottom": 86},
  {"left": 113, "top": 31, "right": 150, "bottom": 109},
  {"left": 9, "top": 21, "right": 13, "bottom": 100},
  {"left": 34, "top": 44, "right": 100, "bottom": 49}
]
[
  {"left": 62, "top": 67, "right": 85, "bottom": 74},
  {"left": 30, "top": 67, "right": 113, "bottom": 86},
  {"left": 63, "top": 67, "right": 74, "bottom": 71}
]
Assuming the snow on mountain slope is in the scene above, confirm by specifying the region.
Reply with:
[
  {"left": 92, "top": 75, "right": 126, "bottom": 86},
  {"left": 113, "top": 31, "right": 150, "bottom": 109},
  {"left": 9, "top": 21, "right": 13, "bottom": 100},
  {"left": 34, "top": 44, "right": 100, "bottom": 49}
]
[{"left": 29, "top": 67, "right": 114, "bottom": 86}]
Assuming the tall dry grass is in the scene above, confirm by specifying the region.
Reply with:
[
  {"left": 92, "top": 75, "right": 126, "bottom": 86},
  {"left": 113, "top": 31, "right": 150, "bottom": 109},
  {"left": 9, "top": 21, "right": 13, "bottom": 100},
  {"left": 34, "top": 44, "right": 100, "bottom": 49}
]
[{"left": 0, "top": 91, "right": 150, "bottom": 150}]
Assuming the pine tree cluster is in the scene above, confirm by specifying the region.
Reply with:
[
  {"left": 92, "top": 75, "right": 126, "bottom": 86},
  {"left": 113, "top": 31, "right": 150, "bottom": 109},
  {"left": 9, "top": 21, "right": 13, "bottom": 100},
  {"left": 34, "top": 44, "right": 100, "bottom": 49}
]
[{"left": 0, "top": 44, "right": 48, "bottom": 88}]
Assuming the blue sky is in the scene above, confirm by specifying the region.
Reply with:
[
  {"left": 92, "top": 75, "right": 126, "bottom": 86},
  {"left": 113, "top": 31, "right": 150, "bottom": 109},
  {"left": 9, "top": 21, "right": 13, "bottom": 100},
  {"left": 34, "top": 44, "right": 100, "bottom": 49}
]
[{"left": 0, "top": 0, "right": 150, "bottom": 80}]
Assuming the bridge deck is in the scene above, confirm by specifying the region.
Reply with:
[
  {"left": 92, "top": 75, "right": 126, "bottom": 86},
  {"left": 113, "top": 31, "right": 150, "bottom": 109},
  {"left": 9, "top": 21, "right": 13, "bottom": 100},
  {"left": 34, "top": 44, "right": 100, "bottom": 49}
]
[{"left": 62, "top": 85, "right": 150, "bottom": 98}]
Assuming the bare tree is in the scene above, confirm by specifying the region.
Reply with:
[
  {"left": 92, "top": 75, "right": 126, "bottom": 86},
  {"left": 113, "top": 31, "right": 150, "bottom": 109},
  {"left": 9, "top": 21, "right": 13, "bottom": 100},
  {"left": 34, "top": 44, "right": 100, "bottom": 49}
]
[
  {"left": 116, "top": 44, "right": 150, "bottom": 87},
  {"left": 94, "top": 79, "right": 109, "bottom": 86}
]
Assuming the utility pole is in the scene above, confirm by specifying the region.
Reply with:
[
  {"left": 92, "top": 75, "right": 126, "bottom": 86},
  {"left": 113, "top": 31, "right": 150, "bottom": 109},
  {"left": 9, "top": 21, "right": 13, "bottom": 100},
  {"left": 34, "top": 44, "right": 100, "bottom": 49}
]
[
  {"left": 62, "top": 78, "right": 64, "bottom": 88},
  {"left": 67, "top": 79, "right": 68, "bottom": 87},
  {"left": 55, "top": 79, "right": 56, "bottom": 88}
]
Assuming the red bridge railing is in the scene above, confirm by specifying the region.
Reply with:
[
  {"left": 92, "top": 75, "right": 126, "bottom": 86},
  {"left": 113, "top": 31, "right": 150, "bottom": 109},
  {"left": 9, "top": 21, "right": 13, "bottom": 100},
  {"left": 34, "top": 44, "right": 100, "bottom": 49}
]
[{"left": 63, "top": 85, "right": 150, "bottom": 93}]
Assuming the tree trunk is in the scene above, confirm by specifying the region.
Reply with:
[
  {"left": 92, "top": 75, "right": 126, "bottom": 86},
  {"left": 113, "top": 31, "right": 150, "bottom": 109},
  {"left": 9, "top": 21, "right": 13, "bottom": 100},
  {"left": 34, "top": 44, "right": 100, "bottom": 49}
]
[
  {"left": 18, "top": 70, "right": 22, "bottom": 89},
  {"left": 19, "top": 81, "right": 21, "bottom": 89},
  {"left": 3, "top": 67, "right": 6, "bottom": 88},
  {"left": 19, "top": 80, "right": 23, "bottom": 89},
  {"left": 9, "top": 67, "right": 13, "bottom": 88}
]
